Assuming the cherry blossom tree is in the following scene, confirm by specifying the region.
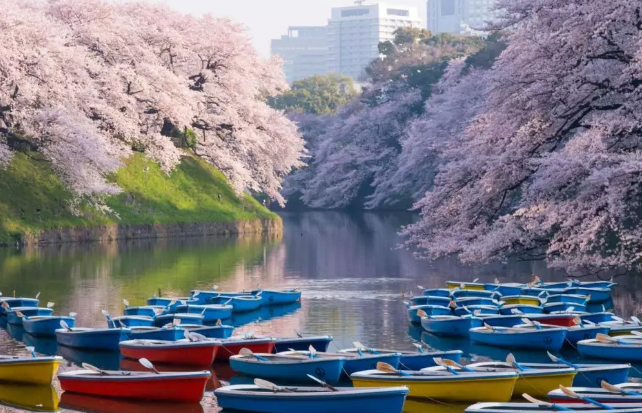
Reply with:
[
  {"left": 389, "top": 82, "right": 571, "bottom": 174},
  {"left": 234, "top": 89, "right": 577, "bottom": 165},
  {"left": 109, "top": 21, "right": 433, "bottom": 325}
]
[{"left": 405, "top": 0, "right": 642, "bottom": 273}]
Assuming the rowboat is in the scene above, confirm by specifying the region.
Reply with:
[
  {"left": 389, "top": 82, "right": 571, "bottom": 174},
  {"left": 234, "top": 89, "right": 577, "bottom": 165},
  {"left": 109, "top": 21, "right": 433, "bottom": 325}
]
[
  {"left": 229, "top": 353, "right": 345, "bottom": 384},
  {"left": 422, "top": 288, "right": 451, "bottom": 298},
  {"left": 179, "top": 324, "right": 235, "bottom": 339},
  {"left": 216, "top": 337, "right": 277, "bottom": 361},
  {"left": 480, "top": 314, "right": 525, "bottom": 328},
  {"left": 501, "top": 295, "right": 543, "bottom": 306},
  {"left": 454, "top": 297, "right": 500, "bottom": 307},
  {"left": 447, "top": 281, "right": 486, "bottom": 291},
  {"left": 58, "top": 369, "right": 211, "bottom": 402},
  {"left": 128, "top": 326, "right": 182, "bottom": 341},
  {"left": 421, "top": 315, "right": 482, "bottom": 337},
  {"left": 410, "top": 296, "right": 452, "bottom": 306},
  {"left": 6, "top": 307, "right": 54, "bottom": 325},
  {"left": 154, "top": 313, "right": 204, "bottom": 327},
  {"left": 544, "top": 302, "right": 586, "bottom": 313},
  {"left": 469, "top": 325, "right": 567, "bottom": 351},
  {"left": 499, "top": 304, "right": 543, "bottom": 315},
  {"left": 546, "top": 294, "right": 588, "bottom": 304},
  {"left": 407, "top": 305, "right": 451, "bottom": 324},
  {"left": 465, "top": 402, "right": 642, "bottom": 412},
  {"left": 0, "top": 298, "right": 39, "bottom": 314},
  {"left": 107, "top": 316, "right": 154, "bottom": 329},
  {"left": 279, "top": 350, "right": 402, "bottom": 375},
  {"left": 528, "top": 313, "right": 579, "bottom": 327},
  {"left": 351, "top": 369, "right": 518, "bottom": 402},
  {"left": 146, "top": 297, "right": 191, "bottom": 307},
  {"left": 176, "top": 304, "right": 234, "bottom": 321},
  {"left": 23, "top": 316, "right": 76, "bottom": 337},
  {"left": 56, "top": 327, "right": 131, "bottom": 351},
  {"left": 577, "top": 337, "right": 642, "bottom": 361},
  {"left": 485, "top": 283, "right": 524, "bottom": 297},
  {"left": 0, "top": 383, "right": 59, "bottom": 412},
  {"left": 60, "top": 392, "right": 205, "bottom": 413},
  {"left": 190, "top": 290, "right": 254, "bottom": 304},
  {"left": 520, "top": 362, "right": 631, "bottom": 388},
  {"left": 581, "top": 312, "right": 617, "bottom": 324},
  {"left": 451, "top": 290, "right": 499, "bottom": 299},
  {"left": 119, "top": 339, "right": 221, "bottom": 367},
  {"left": 548, "top": 383, "right": 642, "bottom": 403},
  {"left": 565, "top": 325, "right": 610, "bottom": 346},
  {"left": 433, "top": 361, "right": 576, "bottom": 398},
  {"left": 565, "top": 287, "right": 611, "bottom": 303},
  {"left": 214, "top": 385, "right": 409, "bottom": 413},
  {"left": 398, "top": 349, "right": 463, "bottom": 371},
  {"left": 123, "top": 306, "right": 163, "bottom": 318},
  {"left": 0, "top": 355, "right": 62, "bottom": 385},
  {"left": 207, "top": 296, "right": 261, "bottom": 313},
  {"left": 250, "top": 289, "right": 301, "bottom": 305},
  {"left": 453, "top": 305, "right": 499, "bottom": 317},
  {"left": 272, "top": 335, "right": 333, "bottom": 353}
]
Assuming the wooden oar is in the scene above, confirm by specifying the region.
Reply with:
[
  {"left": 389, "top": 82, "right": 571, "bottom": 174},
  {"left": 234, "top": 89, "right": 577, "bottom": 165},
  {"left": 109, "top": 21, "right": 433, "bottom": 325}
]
[
  {"left": 47, "top": 302, "right": 55, "bottom": 309},
  {"left": 417, "top": 309, "right": 428, "bottom": 318},
  {"left": 123, "top": 299, "right": 130, "bottom": 309},
  {"left": 441, "top": 358, "right": 474, "bottom": 372},
  {"left": 596, "top": 333, "right": 638, "bottom": 345},
  {"left": 376, "top": 362, "right": 410, "bottom": 377},
  {"left": 308, "top": 345, "right": 317, "bottom": 359},
  {"left": 559, "top": 385, "right": 614, "bottom": 409},
  {"left": 547, "top": 352, "right": 580, "bottom": 369},
  {"left": 240, "top": 347, "right": 269, "bottom": 361},
  {"left": 60, "top": 320, "right": 73, "bottom": 332},
  {"left": 506, "top": 353, "right": 527, "bottom": 372},
  {"left": 1, "top": 301, "right": 10, "bottom": 311},
  {"left": 25, "top": 346, "right": 37, "bottom": 358},
  {"left": 601, "top": 380, "right": 642, "bottom": 396},
  {"left": 82, "top": 362, "right": 109, "bottom": 375},
  {"left": 522, "top": 393, "right": 573, "bottom": 411},
  {"left": 216, "top": 319, "right": 223, "bottom": 327},
  {"left": 16, "top": 311, "right": 28, "bottom": 320},
  {"left": 101, "top": 310, "right": 114, "bottom": 328},
  {"left": 306, "top": 374, "right": 338, "bottom": 391},
  {"left": 353, "top": 341, "right": 379, "bottom": 354},
  {"left": 412, "top": 343, "right": 426, "bottom": 354},
  {"left": 632, "top": 316, "right": 642, "bottom": 326},
  {"left": 139, "top": 358, "right": 160, "bottom": 374},
  {"left": 433, "top": 357, "right": 459, "bottom": 375},
  {"left": 254, "top": 378, "right": 293, "bottom": 393}
]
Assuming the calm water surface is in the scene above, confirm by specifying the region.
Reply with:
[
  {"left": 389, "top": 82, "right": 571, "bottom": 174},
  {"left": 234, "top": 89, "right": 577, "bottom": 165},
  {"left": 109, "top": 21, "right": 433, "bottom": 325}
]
[{"left": 1, "top": 211, "right": 642, "bottom": 412}]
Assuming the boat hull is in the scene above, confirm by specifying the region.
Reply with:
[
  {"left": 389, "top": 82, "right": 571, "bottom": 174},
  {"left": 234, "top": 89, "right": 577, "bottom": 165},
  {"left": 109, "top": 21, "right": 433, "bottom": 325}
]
[
  {"left": 23, "top": 317, "right": 75, "bottom": 337},
  {"left": 564, "top": 287, "right": 611, "bottom": 303},
  {"left": 215, "top": 385, "right": 409, "bottom": 413},
  {"left": 55, "top": 328, "right": 131, "bottom": 351},
  {"left": 410, "top": 296, "right": 451, "bottom": 306},
  {"left": 216, "top": 339, "right": 276, "bottom": 361},
  {"left": 251, "top": 289, "right": 301, "bottom": 306},
  {"left": 498, "top": 304, "right": 543, "bottom": 315},
  {"left": 469, "top": 327, "right": 567, "bottom": 351},
  {"left": 154, "top": 313, "right": 203, "bottom": 327},
  {"left": 577, "top": 339, "right": 642, "bottom": 361},
  {"left": 123, "top": 306, "right": 161, "bottom": 318},
  {"left": 272, "top": 336, "right": 333, "bottom": 353},
  {"left": 544, "top": 302, "right": 586, "bottom": 313},
  {"left": 0, "top": 357, "right": 62, "bottom": 385},
  {"left": 0, "top": 298, "right": 39, "bottom": 314},
  {"left": 177, "top": 305, "right": 234, "bottom": 321},
  {"left": 454, "top": 306, "right": 499, "bottom": 317},
  {"left": 399, "top": 351, "right": 463, "bottom": 371},
  {"left": 407, "top": 305, "right": 451, "bottom": 324},
  {"left": 521, "top": 362, "right": 631, "bottom": 388},
  {"left": 108, "top": 316, "right": 154, "bottom": 329},
  {"left": 422, "top": 289, "right": 451, "bottom": 298},
  {"left": 421, "top": 317, "right": 482, "bottom": 337},
  {"left": 129, "top": 328, "right": 182, "bottom": 341},
  {"left": 230, "top": 356, "right": 344, "bottom": 384},
  {"left": 6, "top": 308, "right": 54, "bottom": 326},
  {"left": 119, "top": 340, "right": 219, "bottom": 367},
  {"left": 565, "top": 326, "right": 610, "bottom": 346},
  {"left": 181, "top": 325, "right": 235, "bottom": 339}
]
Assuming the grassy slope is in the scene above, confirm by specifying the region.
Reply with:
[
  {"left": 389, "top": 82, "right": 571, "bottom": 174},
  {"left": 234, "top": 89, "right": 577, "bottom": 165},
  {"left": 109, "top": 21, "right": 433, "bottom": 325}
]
[{"left": 0, "top": 152, "right": 276, "bottom": 244}]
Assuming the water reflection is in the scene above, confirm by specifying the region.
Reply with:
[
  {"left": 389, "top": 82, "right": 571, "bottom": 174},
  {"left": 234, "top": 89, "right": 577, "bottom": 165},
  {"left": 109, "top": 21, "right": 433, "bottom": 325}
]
[
  {"left": 0, "top": 383, "right": 59, "bottom": 412},
  {"left": 60, "top": 393, "right": 204, "bottom": 413}
]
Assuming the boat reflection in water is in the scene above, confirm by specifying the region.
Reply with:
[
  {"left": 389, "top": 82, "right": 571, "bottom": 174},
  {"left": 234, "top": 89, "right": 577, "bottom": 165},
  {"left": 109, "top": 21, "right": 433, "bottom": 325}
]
[
  {"left": 60, "top": 392, "right": 204, "bottom": 413},
  {"left": 23, "top": 333, "right": 58, "bottom": 356},
  {"left": 229, "top": 302, "right": 301, "bottom": 327},
  {"left": 0, "top": 383, "right": 59, "bottom": 412},
  {"left": 6, "top": 323, "right": 25, "bottom": 342},
  {"left": 120, "top": 358, "right": 222, "bottom": 391},
  {"left": 57, "top": 345, "right": 123, "bottom": 371}
]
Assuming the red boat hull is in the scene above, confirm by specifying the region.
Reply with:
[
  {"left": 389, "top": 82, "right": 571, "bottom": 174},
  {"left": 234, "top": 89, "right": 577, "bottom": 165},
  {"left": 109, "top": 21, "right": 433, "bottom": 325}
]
[
  {"left": 120, "top": 343, "right": 219, "bottom": 367},
  {"left": 215, "top": 340, "right": 275, "bottom": 361},
  {"left": 528, "top": 314, "right": 576, "bottom": 327},
  {"left": 59, "top": 375, "right": 209, "bottom": 403}
]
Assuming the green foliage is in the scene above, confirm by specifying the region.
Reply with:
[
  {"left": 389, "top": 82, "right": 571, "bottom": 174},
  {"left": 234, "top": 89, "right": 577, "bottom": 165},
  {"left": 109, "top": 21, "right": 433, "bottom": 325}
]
[
  {"left": 0, "top": 152, "right": 275, "bottom": 244},
  {"left": 269, "top": 74, "right": 358, "bottom": 115}
]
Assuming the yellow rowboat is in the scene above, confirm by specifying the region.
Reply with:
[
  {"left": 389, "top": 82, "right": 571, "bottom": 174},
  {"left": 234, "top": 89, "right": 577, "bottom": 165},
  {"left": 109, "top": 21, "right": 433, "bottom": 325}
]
[
  {"left": 500, "top": 295, "right": 543, "bottom": 306},
  {"left": 427, "top": 362, "right": 576, "bottom": 399},
  {"left": 446, "top": 281, "right": 486, "bottom": 291},
  {"left": 350, "top": 370, "right": 517, "bottom": 402},
  {"left": 0, "top": 356, "right": 62, "bottom": 385},
  {"left": 0, "top": 383, "right": 59, "bottom": 412}
]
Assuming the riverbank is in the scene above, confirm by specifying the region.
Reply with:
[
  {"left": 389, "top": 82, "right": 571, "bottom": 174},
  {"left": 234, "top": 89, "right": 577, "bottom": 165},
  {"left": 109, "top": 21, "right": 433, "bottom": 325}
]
[{"left": 0, "top": 152, "right": 281, "bottom": 246}]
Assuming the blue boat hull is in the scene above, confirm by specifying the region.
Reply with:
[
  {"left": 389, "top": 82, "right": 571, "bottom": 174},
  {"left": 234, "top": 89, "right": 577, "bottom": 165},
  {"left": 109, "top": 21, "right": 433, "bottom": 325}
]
[
  {"left": 343, "top": 354, "right": 401, "bottom": 375},
  {"left": 0, "top": 298, "right": 39, "bottom": 314},
  {"left": 215, "top": 386, "right": 408, "bottom": 413},
  {"left": 481, "top": 315, "right": 524, "bottom": 328},
  {"left": 546, "top": 295, "right": 588, "bottom": 304},
  {"left": 55, "top": 328, "right": 131, "bottom": 351},
  {"left": 545, "top": 302, "right": 586, "bottom": 313},
  {"left": 407, "top": 305, "right": 451, "bottom": 324},
  {"left": 107, "top": 317, "right": 154, "bottom": 329},
  {"left": 469, "top": 328, "right": 566, "bottom": 351},
  {"left": 577, "top": 340, "right": 642, "bottom": 361},
  {"left": 485, "top": 285, "right": 523, "bottom": 296},
  {"left": 154, "top": 314, "right": 203, "bottom": 327},
  {"left": 451, "top": 290, "right": 498, "bottom": 299},
  {"left": 499, "top": 305, "right": 543, "bottom": 315},
  {"left": 230, "top": 357, "right": 344, "bottom": 384},
  {"left": 251, "top": 289, "right": 301, "bottom": 306},
  {"left": 177, "top": 304, "right": 233, "bottom": 321},
  {"left": 564, "top": 287, "right": 611, "bottom": 303},
  {"left": 272, "top": 336, "right": 333, "bottom": 353},
  {"left": 399, "top": 350, "right": 462, "bottom": 370},
  {"left": 454, "top": 298, "right": 498, "bottom": 307},
  {"left": 453, "top": 306, "right": 499, "bottom": 317},
  {"left": 182, "top": 325, "right": 234, "bottom": 339},
  {"left": 422, "top": 289, "right": 451, "bottom": 298},
  {"left": 573, "top": 365, "right": 630, "bottom": 387},
  {"left": 7, "top": 308, "right": 54, "bottom": 325},
  {"left": 580, "top": 312, "right": 616, "bottom": 324},
  {"left": 123, "top": 307, "right": 160, "bottom": 318},
  {"left": 129, "top": 328, "right": 182, "bottom": 341},
  {"left": 23, "top": 316, "right": 75, "bottom": 337},
  {"left": 410, "top": 296, "right": 451, "bottom": 306},
  {"left": 421, "top": 317, "right": 482, "bottom": 337},
  {"left": 210, "top": 297, "right": 262, "bottom": 313},
  {"left": 564, "top": 326, "right": 610, "bottom": 346}
]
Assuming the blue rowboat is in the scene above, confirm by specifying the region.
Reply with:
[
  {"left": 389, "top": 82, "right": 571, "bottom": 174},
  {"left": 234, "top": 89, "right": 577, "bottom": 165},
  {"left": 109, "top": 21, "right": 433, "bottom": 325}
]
[
  {"left": 6, "top": 307, "right": 54, "bottom": 325},
  {"left": 451, "top": 290, "right": 500, "bottom": 300},
  {"left": 230, "top": 353, "right": 345, "bottom": 384},
  {"left": 0, "top": 298, "right": 39, "bottom": 314},
  {"left": 421, "top": 315, "right": 483, "bottom": 337},
  {"left": 180, "top": 324, "right": 235, "bottom": 339},
  {"left": 154, "top": 313, "right": 204, "bottom": 327},
  {"left": 499, "top": 304, "right": 543, "bottom": 315},
  {"left": 407, "top": 305, "right": 451, "bottom": 324},
  {"left": 454, "top": 305, "right": 499, "bottom": 317},
  {"left": 210, "top": 296, "right": 262, "bottom": 313},
  {"left": 335, "top": 350, "right": 402, "bottom": 375},
  {"left": 577, "top": 337, "right": 642, "bottom": 361},
  {"left": 547, "top": 385, "right": 642, "bottom": 404},
  {"left": 107, "top": 316, "right": 154, "bottom": 329},
  {"left": 215, "top": 385, "right": 409, "bottom": 413},
  {"left": 422, "top": 288, "right": 451, "bottom": 298},
  {"left": 564, "top": 287, "right": 612, "bottom": 303},
  {"left": 56, "top": 327, "right": 131, "bottom": 351},
  {"left": 399, "top": 349, "right": 463, "bottom": 371},
  {"left": 455, "top": 297, "right": 500, "bottom": 307},
  {"left": 546, "top": 294, "right": 588, "bottom": 304},
  {"left": 469, "top": 325, "right": 567, "bottom": 351},
  {"left": 176, "top": 304, "right": 234, "bottom": 322},
  {"left": 480, "top": 314, "right": 525, "bottom": 328},
  {"left": 564, "top": 325, "right": 610, "bottom": 346},
  {"left": 128, "top": 326, "right": 182, "bottom": 341},
  {"left": 123, "top": 306, "right": 163, "bottom": 318},
  {"left": 410, "top": 296, "right": 451, "bottom": 306},
  {"left": 544, "top": 302, "right": 586, "bottom": 313},
  {"left": 520, "top": 287, "right": 566, "bottom": 297},
  {"left": 521, "top": 362, "right": 631, "bottom": 388},
  {"left": 23, "top": 316, "right": 76, "bottom": 337},
  {"left": 484, "top": 283, "right": 524, "bottom": 297},
  {"left": 146, "top": 297, "right": 190, "bottom": 307},
  {"left": 250, "top": 289, "right": 301, "bottom": 306},
  {"left": 272, "top": 336, "right": 333, "bottom": 353},
  {"left": 581, "top": 312, "right": 616, "bottom": 324}
]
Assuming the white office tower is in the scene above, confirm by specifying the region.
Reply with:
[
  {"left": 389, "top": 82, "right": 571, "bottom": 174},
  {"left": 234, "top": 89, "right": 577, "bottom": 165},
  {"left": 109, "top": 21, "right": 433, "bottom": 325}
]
[
  {"left": 327, "top": 2, "right": 422, "bottom": 80},
  {"left": 271, "top": 26, "right": 329, "bottom": 84},
  {"left": 427, "top": 0, "right": 500, "bottom": 35}
]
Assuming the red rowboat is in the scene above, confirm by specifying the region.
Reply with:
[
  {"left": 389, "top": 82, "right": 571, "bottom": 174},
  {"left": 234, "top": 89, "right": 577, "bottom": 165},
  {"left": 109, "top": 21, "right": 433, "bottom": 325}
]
[
  {"left": 58, "top": 370, "right": 211, "bottom": 403},
  {"left": 119, "top": 340, "right": 220, "bottom": 367},
  {"left": 527, "top": 314, "right": 577, "bottom": 327},
  {"left": 215, "top": 337, "right": 276, "bottom": 361},
  {"left": 120, "top": 358, "right": 221, "bottom": 391}
]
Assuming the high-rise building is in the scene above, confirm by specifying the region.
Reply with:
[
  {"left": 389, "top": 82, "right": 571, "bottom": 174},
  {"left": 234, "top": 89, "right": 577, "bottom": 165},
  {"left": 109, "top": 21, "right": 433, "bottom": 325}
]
[
  {"left": 271, "top": 26, "right": 329, "bottom": 84},
  {"left": 426, "top": 0, "right": 499, "bottom": 35},
  {"left": 327, "top": 2, "right": 422, "bottom": 80}
]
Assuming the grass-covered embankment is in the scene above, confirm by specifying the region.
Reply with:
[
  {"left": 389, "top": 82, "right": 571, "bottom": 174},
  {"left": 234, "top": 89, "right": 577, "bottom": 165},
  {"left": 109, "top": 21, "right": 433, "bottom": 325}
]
[{"left": 0, "top": 152, "right": 278, "bottom": 244}]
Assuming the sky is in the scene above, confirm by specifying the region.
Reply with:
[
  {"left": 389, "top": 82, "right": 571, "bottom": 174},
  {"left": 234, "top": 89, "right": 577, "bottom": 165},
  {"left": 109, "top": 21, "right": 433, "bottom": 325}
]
[{"left": 140, "top": 0, "right": 427, "bottom": 56}]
